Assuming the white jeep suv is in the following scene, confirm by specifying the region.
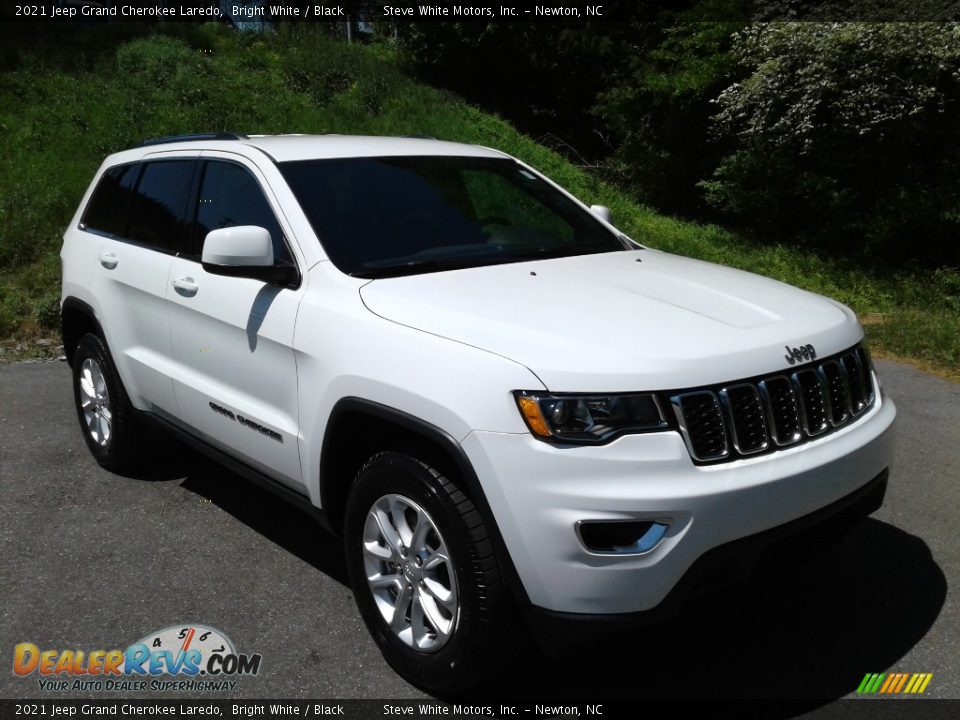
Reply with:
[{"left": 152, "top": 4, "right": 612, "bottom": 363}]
[{"left": 61, "top": 133, "right": 895, "bottom": 691}]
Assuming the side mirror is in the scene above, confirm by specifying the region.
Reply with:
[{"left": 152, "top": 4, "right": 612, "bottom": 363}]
[
  {"left": 590, "top": 205, "right": 613, "bottom": 224},
  {"left": 201, "top": 226, "right": 297, "bottom": 287},
  {"left": 203, "top": 225, "right": 273, "bottom": 267}
]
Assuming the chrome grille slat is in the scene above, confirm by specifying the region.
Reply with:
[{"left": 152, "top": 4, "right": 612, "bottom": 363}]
[
  {"left": 720, "top": 384, "right": 769, "bottom": 455},
  {"left": 793, "top": 369, "right": 830, "bottom": 437},
  {"left": 819, "top": 359, "right": 851, "bottom": 426},
  {"left": 840, "top": 351, "right": 868, "bottom": 414},
  {"left": 672, "top": 345, "right": 875, "bottom": 464},
  {"left": 856, "top": 346, "right": 876, "bottom": 405},
  {"left": 671, "top": 391, "right": 728, "bottom": 462},
  {"left": 758, "top": 376, "right": 802, "bottom": 446}
]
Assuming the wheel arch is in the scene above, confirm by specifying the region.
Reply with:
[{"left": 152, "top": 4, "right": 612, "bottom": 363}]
[
  {"left": 319, "top": 397, "right": 530, "bottom": 606},
  {"left": 61, "top": 297, "right": 106, "bottom": 367}
]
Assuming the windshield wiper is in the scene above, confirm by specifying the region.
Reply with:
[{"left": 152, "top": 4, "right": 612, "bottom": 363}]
[
  {"left": 352, "top": 245, "right": 620, "bottom": 279},
  {"left": 351, "top": 257, "right": 489, "bottom": 279},
  {"left": 502, "top": 244, "right": 615, "bottom": 263}
]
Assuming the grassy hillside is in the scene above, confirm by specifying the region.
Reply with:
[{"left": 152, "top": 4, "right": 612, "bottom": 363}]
[{"left": 1, "top": 24, "right": 957, "bottom": 376}]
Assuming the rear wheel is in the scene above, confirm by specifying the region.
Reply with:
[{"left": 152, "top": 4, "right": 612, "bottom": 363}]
[
  {"left": 344, "top": 451, "right": 521, "bottom": 692},
  {"left": 71, "top": 333, "right": 142, "bottom": 472}
]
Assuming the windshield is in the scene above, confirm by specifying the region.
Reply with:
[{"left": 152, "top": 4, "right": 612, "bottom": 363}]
[{"left": 279, "top": 156, "right": 627, "bottom": 278}]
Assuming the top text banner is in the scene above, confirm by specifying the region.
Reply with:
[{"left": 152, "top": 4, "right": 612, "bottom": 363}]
[
  {"left": 3, "top": 1, "right": 958, "bottom": 23},
  {"left": 1, "top": 1, "right": 641, "bottom": 23}
]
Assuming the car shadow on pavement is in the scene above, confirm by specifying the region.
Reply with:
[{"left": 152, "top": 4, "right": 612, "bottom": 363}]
[
  {"left": 107, "top": 428, "right": 211, "bottom": 482},
  {"left": 174, "top": 452, "right": 351, "bottom": 587},
  {"left": 464, "top": 518, "right": 945, "bottom": 713}
]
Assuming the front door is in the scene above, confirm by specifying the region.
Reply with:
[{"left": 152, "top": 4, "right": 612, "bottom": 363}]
[{"left": 165, "top": 155, "right": 305, "bottom": 489}]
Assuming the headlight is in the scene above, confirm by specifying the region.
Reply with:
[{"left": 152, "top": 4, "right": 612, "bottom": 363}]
[{"left": 514, "top": 391, "right": 668, "bottom": 444}]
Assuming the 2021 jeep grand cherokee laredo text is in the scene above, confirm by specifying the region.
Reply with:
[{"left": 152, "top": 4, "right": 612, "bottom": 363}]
[{"left": 61, "top": 133, "right": 895, "bottom": 691}]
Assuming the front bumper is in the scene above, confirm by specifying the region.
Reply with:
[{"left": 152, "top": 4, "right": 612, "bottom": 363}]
[
  {"left": 525, "top": 467, "right": 886, "bottom": 652},
  {"left": 461, "top": 391, "right": 895, "bottom": 615}
]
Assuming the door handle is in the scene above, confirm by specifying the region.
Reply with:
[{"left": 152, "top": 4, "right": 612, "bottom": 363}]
[
  {"left": 98, "top": 252, "right": 119, "bottom": 270},
  {"left": 172, "top": 276, "right": 199, "bottom": 297}
]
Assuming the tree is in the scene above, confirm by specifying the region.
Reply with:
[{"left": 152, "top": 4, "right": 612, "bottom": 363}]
[
  {"left": 397, "top": 5, "right": 661, "bottom": 163},
  {"left": 593, "top": 2, "right": 744, "bottom": 213},
  {"left": 703, "top": 22, "right": 960, "bottom": 265}
]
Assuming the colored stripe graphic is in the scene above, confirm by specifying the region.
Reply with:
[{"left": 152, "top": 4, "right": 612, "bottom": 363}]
[
  {"left": 893, "top": 674, "right": 909, "bottom": 693},
  {"left": 857, "top": 672, "right": 932, "bottom": 695},
  {"left": 864, "top": 673, "right": 885, "bottom": 694},
  {"left": 880, "top": 674, "right": 897, "bottom": 693}
]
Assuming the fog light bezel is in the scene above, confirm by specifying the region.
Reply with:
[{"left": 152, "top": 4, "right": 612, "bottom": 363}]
[{"left": 575, "top": 519, "right": 671, "bottom": 556}]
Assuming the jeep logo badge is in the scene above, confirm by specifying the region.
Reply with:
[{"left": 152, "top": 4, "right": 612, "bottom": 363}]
[{"left": 784, "top": 344, "right": 817, "bottom": 365}]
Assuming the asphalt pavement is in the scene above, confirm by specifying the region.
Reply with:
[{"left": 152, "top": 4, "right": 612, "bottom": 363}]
[{"left": 1, "top": 358, "right": 958, "bottom": 712}]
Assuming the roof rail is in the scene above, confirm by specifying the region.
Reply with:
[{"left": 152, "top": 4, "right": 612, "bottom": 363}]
[{"left": 138, "top": 132, "right": 248, "bottom": 148}]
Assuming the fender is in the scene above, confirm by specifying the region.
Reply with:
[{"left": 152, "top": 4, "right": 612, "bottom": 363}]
[
  {"left": 61, "top": 296, "right": 107, "bottom": 366},
  {"left": 320, "top": 397, "right": 531, "bottom": 606}
]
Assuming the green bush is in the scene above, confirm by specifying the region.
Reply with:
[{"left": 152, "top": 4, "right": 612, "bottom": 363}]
[
  {"left": 0, "top": 286, "right": 26, "bottom": 337},
  {"left": 116, "top": 36, "right": 198, "bottom": 88},
  {"left": 705, "top": 22, "right": 960, "bottom": 266},
  {"left": 280, "top": 34, "right": 357, "bottom": 105}
]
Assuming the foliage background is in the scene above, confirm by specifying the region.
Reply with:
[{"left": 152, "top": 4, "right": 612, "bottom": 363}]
[{"left": 0, "top": 14, "right": 958, "bottom": 374}]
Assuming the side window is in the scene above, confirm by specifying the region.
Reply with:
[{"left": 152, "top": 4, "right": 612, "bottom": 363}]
[
  {"left": 81, "top": 163, "right": 139, "bottom": 237},
  {"left": 194, "top": 161, "right": 293, "bottom": 265},
  {"left": 127, "top": 160, "right": 196, "bottom": 253}
]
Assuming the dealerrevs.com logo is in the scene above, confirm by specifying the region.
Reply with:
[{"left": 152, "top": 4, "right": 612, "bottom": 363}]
[{"left": 13, "top": 624, "right": 262, "bottom": 692}]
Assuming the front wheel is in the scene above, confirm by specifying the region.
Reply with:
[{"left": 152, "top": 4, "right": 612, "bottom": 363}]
[{"left": 344, "top": 451, "right": 522, "bottom": 692}]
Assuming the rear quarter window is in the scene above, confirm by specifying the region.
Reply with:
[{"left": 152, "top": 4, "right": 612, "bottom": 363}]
[{"left": 81, "top": 163, "right": 139, "bottom": 237}]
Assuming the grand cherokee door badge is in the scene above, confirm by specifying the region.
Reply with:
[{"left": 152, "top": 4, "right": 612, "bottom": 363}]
[{"left": 209, "top": 401, "right": 282, "bottom": 443}]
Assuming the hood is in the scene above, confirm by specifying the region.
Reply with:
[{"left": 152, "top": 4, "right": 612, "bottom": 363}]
[{"left": 359, "top": 249, "right": 862, "bottom": 392}]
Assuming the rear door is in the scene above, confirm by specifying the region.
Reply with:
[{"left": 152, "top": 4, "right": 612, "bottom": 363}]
[
  {"left": 79, "top": 156, "right": 198, "bottom": 414},
  {"left": 164, "top": 153, "right": 305, "bottom": 489}
]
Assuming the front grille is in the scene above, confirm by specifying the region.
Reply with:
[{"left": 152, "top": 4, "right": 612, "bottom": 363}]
[{"left": 671, "top": 345, "right": 875, "bottom": 464}]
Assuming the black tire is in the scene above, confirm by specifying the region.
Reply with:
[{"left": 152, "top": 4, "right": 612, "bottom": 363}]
[
  {"left": 71, "top": 332, "right": 142, "bottom": 473},
  {"left": 344, "top": 451, "right": 521, "bottom": 693}
]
